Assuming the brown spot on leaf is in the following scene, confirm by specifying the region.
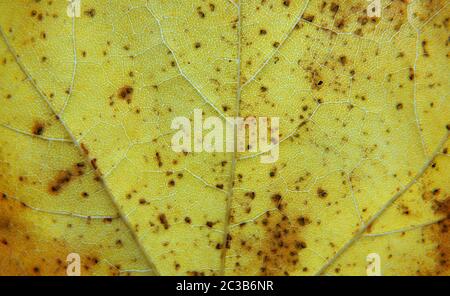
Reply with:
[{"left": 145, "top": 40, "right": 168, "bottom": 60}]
[
  {"left": 84, "top": 8, "right": 96, "bottom": 17},
  {"left": 159, "top": 214, "right": 170, "bottom": 229},
  {"left": 80, "top": 143, "right": 89, "bottom": 155},
  {"left": 330, "top": 3, "right": 340, "bottom": 14},
  {"left": 48, "top": 163, "right": 85, "bottom": 195},
  {"left": 117, "top": 86, "right": 133, "bottom": 104},
  {"left": 430, "top": 197, "right": 450, "bottom": 275},
  {"left": 256, "top": 211, "right": 305, "bottom": 275},
  {"left": 317, "top": 188, "right": 328, "bottom": 198},
  {"left": 155, "top": 152, "right": 163, "bottom": 167},
  {"left": 31, "top": 122, "right": 45, "bottom": 136},
  {"left": 91, "top": 159, "right": 98, "bottom": 170},
  {"left": 302, "top": 14, "right": 315, "bottom": 22}
]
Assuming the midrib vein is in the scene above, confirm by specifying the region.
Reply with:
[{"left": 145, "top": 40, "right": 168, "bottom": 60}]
[
  {"left": 0, "top": 25, "right": 159, "bottom": 276},
  {"left": 220, "top": 0, "right": 242, "bottom": 276},
  {"left": 219, "top": 0, "right": 312, "bottom": 275}
]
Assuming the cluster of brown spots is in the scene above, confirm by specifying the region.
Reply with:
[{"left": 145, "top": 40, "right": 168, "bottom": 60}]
[
  {"left": 31, "top": 122, "right": 45, "bottom": 136},
  {"left": 256, "top": 210, "right": 306, "bottom": 275},
  {"left": 117, "top": 86, "right": 133, "bottom": 103},
  {"left": 48, "top": 163, "right": 85, "bottom": 195},
  {"left": 307, "top": 67, "right": 324, "bottom": 90},
  {"left": 30, "top": 9, "right": 44, "bottom": 21},
  {"left": 431, "top": 197, "right": 450, "bottom": 274},
  {"left": 0, "top": 197, "right": 64, "bottom": 275},
  {"left": 197, "top": 6, "right": 206, "bottom": 18},
  {"left": 0, "top": 191, "right": 125, "bottom": 275}
]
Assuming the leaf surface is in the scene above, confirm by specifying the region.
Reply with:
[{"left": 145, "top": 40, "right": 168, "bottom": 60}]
[{"left": 0, "top": 0, "right": 448, "bottom": 275}]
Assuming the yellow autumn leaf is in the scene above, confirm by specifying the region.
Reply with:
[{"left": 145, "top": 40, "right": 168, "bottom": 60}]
[{"left": 0, "top": 0, "right": 448, "bottom": 276}]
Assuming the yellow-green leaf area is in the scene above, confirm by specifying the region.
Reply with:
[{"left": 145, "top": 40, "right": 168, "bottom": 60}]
[{"left": 0, "top": 0, "right": 448, "bottom": 276}]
